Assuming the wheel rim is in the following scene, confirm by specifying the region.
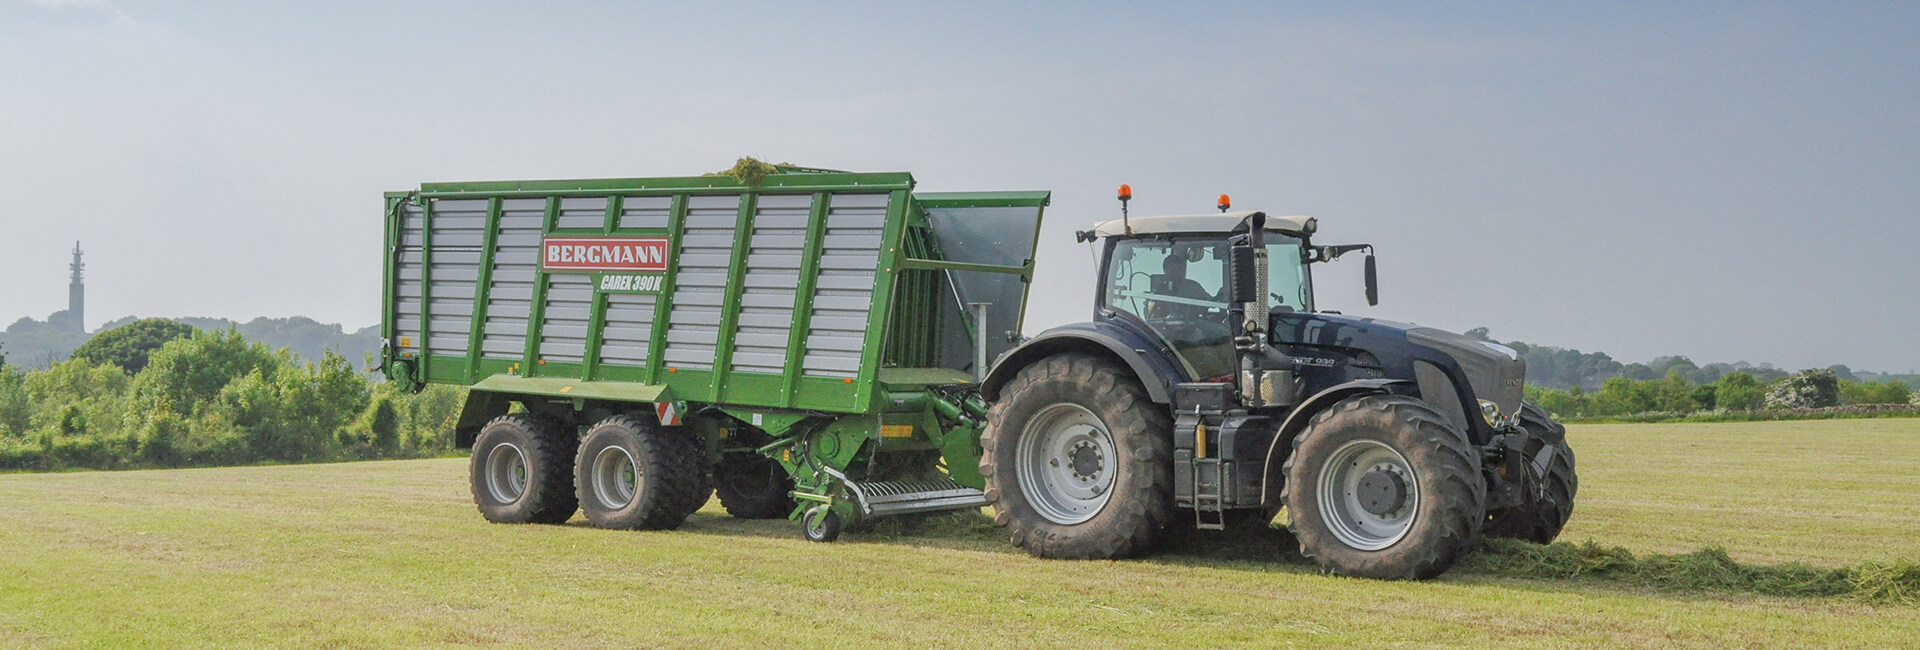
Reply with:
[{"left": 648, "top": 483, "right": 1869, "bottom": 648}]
[
  {"left": 1015, "top": 403, "right": 1117, "bottom": 525},
  {"left": 485, "top": 442, "right": 530, "bottom": 504},
  {"left": 1316, "top": 439, "right": 1419, "bottom": 551},
  {"left": 805, "top": 506, "right": 832, "bottom": 537},
  {"left": 590, "top": 446, "right": 640, "bottom": 510}
]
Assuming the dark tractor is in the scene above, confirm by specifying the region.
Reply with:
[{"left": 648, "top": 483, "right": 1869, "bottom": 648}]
[{"left": 979, "top": 190, "right": 1576, "bottom": 579}]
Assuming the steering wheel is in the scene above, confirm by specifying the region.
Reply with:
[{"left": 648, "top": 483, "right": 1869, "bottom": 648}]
[{"left": 1129, "top": 271, "right": 1154, "bottom": 294}]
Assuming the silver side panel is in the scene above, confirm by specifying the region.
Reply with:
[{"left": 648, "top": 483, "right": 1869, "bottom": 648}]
[
  {"left": 481, "top": 198, "right": 546, "bottom": 359},
  {"left": 661, "top": 194, "right": 741, "bottom": 370},
  {"left": 555, "top": 196, "right": 607, "bottom": 230},
  {"left": 801, "top": 193, "right": 887, "bottom": 378},
  {"left": 620, "top": 195, "right": 672, "bottom": 230},
  {"left": 599, "top": 292, "right": 657, "bottom": 366},
  {"left": 729, "top": 194, "right": 810, "bottom": 376},
  {"left": 539, "top": 274, "right": 593, "bottom": 363},
  {"left": 422, "top": 198, "right": 487, "bottom": 356},
  {"left": 393, "top": 202, "right": 425, "bottom": 355}
]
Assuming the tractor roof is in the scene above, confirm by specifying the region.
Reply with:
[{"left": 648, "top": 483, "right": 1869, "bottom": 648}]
[{"left": 1089, "top": 211, "right": 1317, "bottom": 238}]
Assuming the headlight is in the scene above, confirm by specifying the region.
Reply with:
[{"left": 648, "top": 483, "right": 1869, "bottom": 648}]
[{"left": 1479, "top": 399, "right": 1523, "bottom": 430}]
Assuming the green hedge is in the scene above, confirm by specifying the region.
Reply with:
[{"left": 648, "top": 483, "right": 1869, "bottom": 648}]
[{"left": 0, "top": 329, "right": 463, "bottom": 472}]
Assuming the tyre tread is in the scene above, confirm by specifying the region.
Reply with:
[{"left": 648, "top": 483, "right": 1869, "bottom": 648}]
[{"left": 574, "top": 414, "right": 703, "bottom": 530}]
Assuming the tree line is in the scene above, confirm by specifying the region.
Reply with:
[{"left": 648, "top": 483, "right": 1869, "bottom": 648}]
[
  {"left": 1455, "top": 327, "right": 1918, "bottom": 420},
  {"left": 0, "top": 320, "right": 460, "bottom": 472},
  {"left": 1462, "top": 327, "right": 1918, "bottom": 392},
  {"left": 3, "top": 319, "right": 1915, "bottom": 472},
  {"left": 1525, "top": 368, "right": 1916, "bottom": 421},
  {"left": 1, "top": 312, "right": 380, "bottom": 371}
]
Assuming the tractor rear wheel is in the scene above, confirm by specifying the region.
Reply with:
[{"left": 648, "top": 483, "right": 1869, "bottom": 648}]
[
  {"left": 470, "top": 413, "right": 578, "bottom": 524},
  {"left": 1484, "top": 403, "right": 1578, "bottom": 544},
  {"left": 1283, "top": 394, "right": 1485, "bottom": 579},
  {"left": 573, "top": 415, "right": 702, "bottom": 530},
  {"left": 715, "top": 452, "right": 796, "bottom": 519},
  {"left": 980, "top": 353, "right": 1174, "bottom": 559}
]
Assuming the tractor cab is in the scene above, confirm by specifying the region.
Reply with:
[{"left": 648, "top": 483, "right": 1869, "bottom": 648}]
[{"left": 1088, "top": 210, "right": 1320, "bottom": 383}]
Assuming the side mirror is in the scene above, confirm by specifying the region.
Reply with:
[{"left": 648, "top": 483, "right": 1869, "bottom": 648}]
[
  {"left": 1228, "top": 245, "right": 1257, "bottom": 303},
  {"left": 1364, "top": 254, "right": 1379, "bottom": 306}
]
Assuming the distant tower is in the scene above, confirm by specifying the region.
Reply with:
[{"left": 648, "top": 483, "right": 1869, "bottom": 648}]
[{"left": 67, "top": 242, "right": 84, "bottom": 333}]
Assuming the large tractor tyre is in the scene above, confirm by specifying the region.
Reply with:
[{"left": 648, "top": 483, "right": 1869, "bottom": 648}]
[
  {"left": 714, "top": 452, "right": 797, "bottom": 519},
  {"left": 1483, "top": 403, "right": 1579, "bottom": 544},
  {"left": 980, "top": 353, "right": 1175, "bottom": 559},
  {"left": 470, "top": 413, "right": 578, "bottom": 524},
  {"left": 573, "top": 415, "right": 703, "bottom": 530},
  {"left": 1283, "top": 394, "right": 1486, "bottom": 580}
]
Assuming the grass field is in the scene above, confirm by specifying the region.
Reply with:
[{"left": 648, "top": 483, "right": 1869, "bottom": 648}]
[{"left": 2, "top": 419, "right": 1917, "bottom": 648}]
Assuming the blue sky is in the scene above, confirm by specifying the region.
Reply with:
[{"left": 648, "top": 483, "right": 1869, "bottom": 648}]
[{"left": 2, "top": 1, "right": 1915, "bottom": 370}]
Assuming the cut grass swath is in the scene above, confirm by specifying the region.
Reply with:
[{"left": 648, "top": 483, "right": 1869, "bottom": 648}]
[{"left": 1462, "top": 537, "right": 1920, "bottom": 605}]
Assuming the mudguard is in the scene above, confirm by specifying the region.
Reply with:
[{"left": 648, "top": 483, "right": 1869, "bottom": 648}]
[
  {"left": 981, "top": 322, "right": 1186, "bottom": 404},
  {"left": 1258, "top": 378, "right": 1413, "bottom": 506},
  {"left": 452, "top": 390, "right": 514, "bottom": 450}
]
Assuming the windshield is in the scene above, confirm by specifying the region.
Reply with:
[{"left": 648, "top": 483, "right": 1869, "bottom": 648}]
[{"left": 1104, "top": 234, "right": 1311, "bottom": 379}]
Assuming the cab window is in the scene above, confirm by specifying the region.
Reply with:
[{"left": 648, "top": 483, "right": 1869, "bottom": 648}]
[{"left": 1105, "top": 237, "right": 1236, "bottom": 380}]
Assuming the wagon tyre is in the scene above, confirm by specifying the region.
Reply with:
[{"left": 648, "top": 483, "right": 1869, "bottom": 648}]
[
  {"left": 470, "top": 413, "right": 578, "bottom": 524},
  {"left": 573, "top": 415, "right": 702, "bottom": 530},
  {"left": 1484, "top": 403, "right": 1578, "bottom": 544},
  {"left": 671, "top": 434, "right": 715, "bottom": 520},
  {"left": 715, "top": 452, "right": 797, "bottom": 519},
  {"left": 1283, "top": 394, "right": 1485, "bottom": 580},
  {"left": 980, "top": 353, "right": 1175, "bottom": 559}
]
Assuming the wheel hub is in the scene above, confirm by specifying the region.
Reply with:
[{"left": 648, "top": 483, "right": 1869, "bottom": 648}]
[
  {"left": 1356, "top": 468, "right": 1408, "bottom": 515},
  {"left": 1068, "top": 441, "right": 1104, "bottom": 480},
  {"left": 1316, "top": 439, "right": 1421, "bottom": 551},
  {"left": 1015, "top": 403, "right": 1118, "bottom": 525},
  {"left": 591, "top": 446, "right": 640, "bottom": 510},
  {"left": 485, "top": 442, "right": 530, "bottom": 504}
]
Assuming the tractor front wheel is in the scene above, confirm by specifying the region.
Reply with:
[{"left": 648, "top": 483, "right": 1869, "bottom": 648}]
[
  {"left": 1283, "top": 394, "right": 1485, "bottom": 579},
  {"left": 1484, "top": 403, "right": 1579, "bottom": 544}
]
